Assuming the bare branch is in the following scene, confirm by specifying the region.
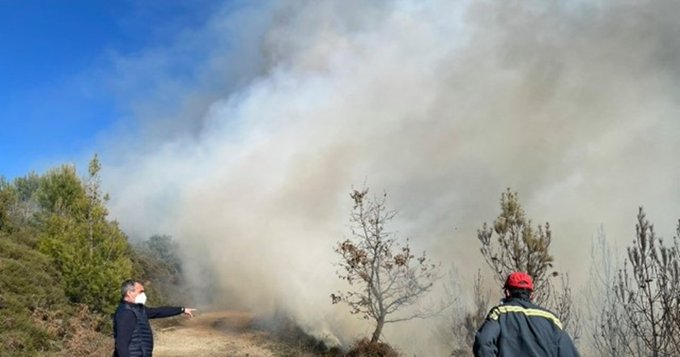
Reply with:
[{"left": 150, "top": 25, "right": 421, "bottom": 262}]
[
  {"left": 333, "top": 187, "right": 441, "bottom": 343},
  {"left": 610, "top": 208, "right": 680, "bottom": 356}
]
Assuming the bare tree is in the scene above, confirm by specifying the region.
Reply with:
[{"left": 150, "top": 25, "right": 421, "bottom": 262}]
[
  {"left": 446, "top": 270, "right": 490, "bottom": 357},
  {"left": 613, "top": 208, "right": 680, "bottom": 357},
  {"left": 584, "top": 226, "right": 637, "bottom": 357},
  {"left": 332, "top": 188, "right": 441, "bottom": 343},
  {"left": 673, "top": 221, "right": 680, "bottom": 341},
  {"left": 477, "top": 188, "right": 578, "bottom": 335}
]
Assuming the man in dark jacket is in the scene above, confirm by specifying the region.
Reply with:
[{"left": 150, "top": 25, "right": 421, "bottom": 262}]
[
  {"left": 113, "top": 279, "right": 196, "bottom": 357},
  {"left": 473, "top": 272, "right": 579, "bottom": 357}
]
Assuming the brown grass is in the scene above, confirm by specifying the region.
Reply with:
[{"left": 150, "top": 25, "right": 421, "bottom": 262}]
[
  {"left": 344, "top": 338, "right": 400, "bottom": 357},
  {"left": 61, "top": 307, "right": 399, "bottom": 357},
  {"left": 154, "top": 311, "right": 276, "bottom": 357},
  {"left": 30, "top": 304, "right": 112, "bottom": 356}
]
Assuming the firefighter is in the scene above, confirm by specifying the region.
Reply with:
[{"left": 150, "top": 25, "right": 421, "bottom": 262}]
[{"left": 473, "top": 272, "right": 579, "bottom": 357}]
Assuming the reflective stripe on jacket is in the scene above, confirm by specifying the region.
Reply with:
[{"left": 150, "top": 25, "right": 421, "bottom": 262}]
[{"left": 473, "top": 298, "right": 579, "bottom": 357}]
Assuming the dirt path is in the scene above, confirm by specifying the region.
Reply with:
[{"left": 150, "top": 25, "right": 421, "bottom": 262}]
[{"left": 153, "top": 310, "right": 276, "bottom": 357}]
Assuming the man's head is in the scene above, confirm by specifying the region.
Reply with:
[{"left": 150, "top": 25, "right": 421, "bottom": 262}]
[
  {"left": 121, "top": 279, "right": 146, "bottom": 304},
  {"left": 503, "top": 272, "right": 533, "bottom": 300}
]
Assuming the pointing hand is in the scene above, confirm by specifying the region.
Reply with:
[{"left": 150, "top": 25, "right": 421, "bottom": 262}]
[{"left": 183, "top": 308, "right": 196, "bottom": 318}]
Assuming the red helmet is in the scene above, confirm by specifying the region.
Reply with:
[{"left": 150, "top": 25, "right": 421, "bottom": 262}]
[{"left": 504, "top": 272, "right": 534, "bottom": 291}]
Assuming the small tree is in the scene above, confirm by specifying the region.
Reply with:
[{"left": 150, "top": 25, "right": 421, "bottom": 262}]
[
  {"left": 38, "top": 156, "right": 132, "bottom": 312},
  {"left": 132, "top": 235, "right": 184, "bottom": 305},
  {"left": 673, "top": 221, "right": 680, "bottom": 341},
  {"left": 583, "top": 226, "right": 637, "bottom": 357},
  {"left": 0, "top": 178, "right": 14, "bottom": 232},
  {"left": 332, "top": 188, "right": 441, "bottom": 343},
  {"left": 477, "top": 188, "right": 577, "bottom": 335},
  {"left": 612, "top": 208, "right": 680, "bottom": 356},
  {"left": 446, "top": 270, "right": 490, "bottom": 357},
  {"left": 10, "top": 173, "right": 41, "bottom": 230}
]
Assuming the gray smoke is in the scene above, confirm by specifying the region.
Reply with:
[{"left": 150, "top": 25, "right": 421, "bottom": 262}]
[{"left": 103, "top": 0, "right": 680, "bottom": 354}]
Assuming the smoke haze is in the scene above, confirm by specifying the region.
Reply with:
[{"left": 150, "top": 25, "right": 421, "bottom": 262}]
[{"left": 102, "top": 0, "right": 680, "bottom": 354}]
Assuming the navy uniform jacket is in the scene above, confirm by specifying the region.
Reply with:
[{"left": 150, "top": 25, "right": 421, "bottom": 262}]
[{"left": 473, "top": 297, "right": 579, "bottom": 357}]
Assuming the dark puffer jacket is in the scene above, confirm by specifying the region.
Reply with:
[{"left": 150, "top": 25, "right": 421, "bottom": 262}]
[
  {"left": 473, "top": 297, "right": 579, "bottom": 357},
  {"left": 113, "top": 302, "right": 183, "bottom": 357}
]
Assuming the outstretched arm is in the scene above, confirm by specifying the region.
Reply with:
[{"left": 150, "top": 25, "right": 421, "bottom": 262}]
[{"left": 145, "top": 306, "right": 192, "bottom": 319}]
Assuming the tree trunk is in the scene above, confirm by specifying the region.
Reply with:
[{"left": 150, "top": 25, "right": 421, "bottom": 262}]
[{"left": 371, "top": 317, "right": 385, "bottom": 343}]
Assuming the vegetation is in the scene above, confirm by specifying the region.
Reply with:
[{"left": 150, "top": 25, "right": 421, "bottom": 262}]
[
  {"left": 477, "top": 189, "right": 577, "bottom": 334},
  {"left": 591, "top": 208, "right": 680, "bottom": 357},
  {"left": 344, "top": 338, "right": 400, "bottom": 357},
  {"left": 332, "top": 188, "right": 441, "bottom": 344},
  {"left": 0, "top": 231, "right": 69, "bottom": 352},
  {"left": 37, "top": 157, "right": 133, "bottom": 312},
  {"left": 4, "top": 156, "right": 679, "bottom": 356},
  {"left": 446, "top": 271, "right": 489, "bottom": 357},
  {"left": 444, "top": 188, "right": 580, "bottom": 356},
  {"left": 132, "top": 234, "right": 185, "bottom": 306},
  {"left": 583, "top": 227, "right": 627, "bottom": 357},
  {"left": 0, "top": 157, "right": 183, "bottom": 355}
]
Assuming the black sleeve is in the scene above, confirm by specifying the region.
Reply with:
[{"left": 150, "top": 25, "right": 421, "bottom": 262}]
[
  {"left": 114, "top": 310, "right": 136, "bottom": 357},
  {"left": 145, "top": 306, "right": 183, "bottom": 319}
]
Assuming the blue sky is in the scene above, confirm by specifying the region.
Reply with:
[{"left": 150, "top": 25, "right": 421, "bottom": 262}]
[{"left": 0, "top": 0, "right": 228, "bottom": 179}]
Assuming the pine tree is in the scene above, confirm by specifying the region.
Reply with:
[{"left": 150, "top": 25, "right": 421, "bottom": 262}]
[{"left": 38, "top": 155, "right": 132, "bottom": 312}]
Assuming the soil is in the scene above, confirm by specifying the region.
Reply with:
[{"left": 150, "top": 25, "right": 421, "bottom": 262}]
[{"left": 153, "top": 310, "right": 277, "bottom": 357}]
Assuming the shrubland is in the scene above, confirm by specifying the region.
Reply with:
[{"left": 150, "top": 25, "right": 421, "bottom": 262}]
[{"left": 0, "top": 157, "right": 183, "bottom": 355}]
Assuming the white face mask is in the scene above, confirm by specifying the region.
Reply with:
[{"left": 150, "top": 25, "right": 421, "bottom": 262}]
[{"left": 134, "top": 292, "right": 147, "bottom": 305}]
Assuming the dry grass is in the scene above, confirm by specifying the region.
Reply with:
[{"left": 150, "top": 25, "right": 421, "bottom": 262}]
[
  {"left": 26, "top": 304, "right": 112, "bottom": 356},
  {"left": 152, "top": 310, "right": 399, "bottom": 357},
  {"left": 344, "top": 338, "right": 400, "bottom": 357},
  {"left": 154, "top": 311, "right": 276, "bottom": 357}
]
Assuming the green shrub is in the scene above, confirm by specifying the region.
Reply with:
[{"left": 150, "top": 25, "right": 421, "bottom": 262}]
[
  {"left": 131, "top": 235, "right": 184, "bottom": 305},
  {"left": 36, "top": 159, "right": 133, "bottom": 313},
  {"left": 0, "top": 235, "right": 67, "bottom": 354}
]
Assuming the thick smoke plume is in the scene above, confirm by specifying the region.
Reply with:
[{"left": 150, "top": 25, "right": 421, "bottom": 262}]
[{"left": 104, "top": 0, "right": 680, "bottom": 354}]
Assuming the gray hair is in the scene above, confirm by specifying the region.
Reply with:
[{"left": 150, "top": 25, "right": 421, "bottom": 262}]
[{"left": 120, "top": 279, "right": 139, "bottom": 299}]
